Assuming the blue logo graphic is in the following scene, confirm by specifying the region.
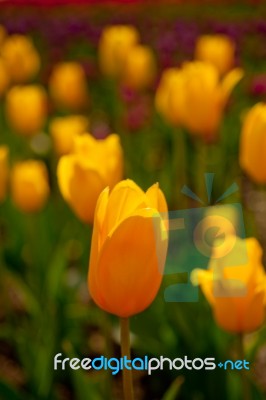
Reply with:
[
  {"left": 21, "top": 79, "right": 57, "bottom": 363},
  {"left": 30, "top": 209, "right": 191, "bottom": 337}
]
[{"left": 158, "top": 174, "right": 247, "bottom": 302}]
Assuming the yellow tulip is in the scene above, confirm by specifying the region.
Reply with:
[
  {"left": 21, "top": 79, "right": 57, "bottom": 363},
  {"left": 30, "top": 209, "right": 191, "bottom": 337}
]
[
  {"left": 1, "top": 34, "right": 40, "bottom": 83},
  {"left": 155, "top": 61, "right": 243, "bottom": 140},
  {"left": 195, "top": 34, "right": 236, "bottom": 76},
  {"left": 122, "top": 45, "right": 156, "bottom": 90},
  {"left": 155, "top": 68, "right": 184, "bottom": 126},
  {"left": 99, "top": 25, "right": 140, "bottom": 78},
  {"left": 57, "top": 133, "right": 123, "bottom": 224},
  {"left": 11, "top": 160, "right": 49, "bottom": 213},
  {"left": 6, "top": 85, "right": 47, "bottom": 136},
  {"left": 50, "top": 115, "right": 89, "bottom": 156},
  {"left": 239, "top": 103, "right": 266, "bottom": 184},
  {"left": 0, "top": 59, "right": 9, "bottom": 97},
  {"left": 49, "top": 62, "right": 88, "bottom": 110},
  {"left": 192, "top": 237, "right": 266, "bottom": 333},
  {"left": 0, "top": 146, "right": 9, "bottom": 202},
  {"left": 88, "top": 179, "right": 168, "bottom": 317}
]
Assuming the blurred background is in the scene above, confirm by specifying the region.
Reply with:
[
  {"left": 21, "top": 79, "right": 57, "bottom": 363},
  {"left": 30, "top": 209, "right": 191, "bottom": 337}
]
[{"left": 1, "top": 1, "right": 266, "bottom": 399}]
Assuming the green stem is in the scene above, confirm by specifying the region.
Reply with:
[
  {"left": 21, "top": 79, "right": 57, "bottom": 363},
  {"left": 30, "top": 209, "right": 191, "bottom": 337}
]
[
  {"left": 102, "top": 313, "right": 112, "bottom": 397},
  {"left": 194, "top": 140, "right": 219, "bottom": 204},
  {"left": 120, "top": 318, "right": 134, "bottom": 400},
  {"left": 237, "top": 333, "right": 251, "bottom": 400}
]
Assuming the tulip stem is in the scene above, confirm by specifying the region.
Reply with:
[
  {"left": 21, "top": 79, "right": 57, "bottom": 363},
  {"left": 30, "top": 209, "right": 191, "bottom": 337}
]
[
  {"left": 237, "top": 333, "right": 251, "bottom": 400},
  {"left": 120, "top": 317, "right": 134, "bottom": 400}
]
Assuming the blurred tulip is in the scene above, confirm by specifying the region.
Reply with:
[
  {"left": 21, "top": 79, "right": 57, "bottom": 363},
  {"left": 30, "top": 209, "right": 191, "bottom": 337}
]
[
  {"left": 195, "top": 34, "right": 236, "bottom": 76},
  {"left": 6, "top": 85, "right": 47, "bottom": 136},
  {"left": 240, "top": 103, "right": 266, "bottom": 183},
  {"left": 99, "top": 25, "right": 140, "bottom": 78},
  {"left": 0, "top": 146, "right": 9, "bottom": 202},
  {"left": 0, "top": 25, "right": 6, "bottom": 46},
  {"left": 50, "top": 115, "right": 89, "bottom": 156},
  {"left": 156, "top": 61, "right": 243, "bottom": 141},
  {"left": 57, "top": 133, "right": 123, "bottom": 223},
  {"left": 122, "top": 45, "right": 156, "bottom": 90},
  {"left": 192, "top": 237, "right": 266, "bottom": 333},
  {"left": 0, "top": 59, "right": 9, "bottom": 97},
  {"left": 1, "top": 34, "right": 40, "bottom": 83},
  {"left": 195, "top": 204, "right": 240, "bottom": 254},
  {"left": 155, "top": 68, "right": 184, "bottom": 126},
  {"left": 88, "top": 179, "right": 168, "bottom": 317},
  {"left": 11, "top": 160, "right": 49, "bottom": 213},
  {"left": 49, "top": 62, "right": 88, "bottom": 110}
]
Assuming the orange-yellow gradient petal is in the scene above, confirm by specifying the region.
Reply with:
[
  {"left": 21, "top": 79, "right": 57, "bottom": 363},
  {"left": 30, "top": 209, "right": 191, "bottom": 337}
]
[
  {"left": 57, "top": 133, "right": 123, "bottom": 224},
  {"left": 1, "top": 34, "right": 40, "bottom": 83},
  {"left": 239, "top": 103, "right": 266, "bottom": 183},
  {"left": 11, "top": 160, "right": 49, "bottom": 213},
  {"left": 6, "top": 85, "right": 47, "bottom": 136},
  {"left": 192, "top": 237, "right": 266, "bottom": 333},
  {"left": 88, "top": 180, "right": 168, "bottom": 317},
  {"left": 50, "top": 115, "right": 89, "bottom": 156},
  {"left": 155, "top": 61, "right": 243, "bottom": 141},
  {"left": 195, "top": 34, "right": 236, "bottom": 76},
  {"left": 49, "top": 62, "right": 88, "bottom": 110},
  {"left": 99, "top": 25, "right": 140, "bottom": 78}
]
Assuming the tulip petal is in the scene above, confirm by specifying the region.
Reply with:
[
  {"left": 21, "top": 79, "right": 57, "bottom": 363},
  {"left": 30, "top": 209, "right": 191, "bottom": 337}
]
[
  {"left": 242, "top": 289, "right": 265, "bottom": 332},
  {"left": 57, "top": 155, "right": 75, "bottom": 201},
  {"left": 192, "top": 269, "right": 215, "bottom": 305},
  {"left": 221, "top": 238, "right": 264, "bottom": 288},
  {"left": 240, "top": 104, "right": 266, "bottom": 183},
  {"left": 146, "top": 183, "right": 168, "bottom": 230},
  {"left": 221, "top": 68, "right": 244, "bottom": 101},
  {"left": 89, "top": 187, "right": 110, "bottom": 306},
  {"left": 146, "top": 183, "right": 168, "bottom": 214},
  {"left": 104, "top": 179, "right": 147, "bottom": 235},
  {"left": 92, "top": 208, "right": 167, "bottom": 317},
  {"left": 214, "top": 296, "right": 240, "bottom": 332},
  {"left": 69, "top": 163, "right": 105, "bottom": 223},
  {"left": 214, "top": 288, "right": 265, "bottom": 333}
]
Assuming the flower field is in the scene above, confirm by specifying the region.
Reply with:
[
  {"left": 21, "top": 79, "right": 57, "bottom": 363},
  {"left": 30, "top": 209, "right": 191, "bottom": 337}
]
[{"left": 1, "top": 2, "right": 266, "bottom": 400}]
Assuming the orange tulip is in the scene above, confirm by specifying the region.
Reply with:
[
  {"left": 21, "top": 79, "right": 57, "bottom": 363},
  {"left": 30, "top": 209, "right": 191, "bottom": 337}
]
[
  {"left": 155, "top": 61, "right": 243, "bottom": 140},
  {"left": 49, "top": 62, "right": 88, "bottom": 110},
  {"left": 239, "top": 103, "right": 266, "bottom": 184},
  {"left": 57, "top": 133, "right": 123, "bottom": 224},
  {"left": 11, "top": 160, "right": 50, "bottom": 213},
  {"left": 0, "top": 146, "right": 9, "bottom": 202},
  {"left": 1, "top": 34, "right": 40, "bottom": 83},
  {"left": 50, "top": 115, "right": 89, "bottom": 156},
  {"left": 6, "top": 85, "right": 47, "bottom": 136},
  {"left": 88, "top": 179, "right": 168, "bottom": 317},
  {"left": 122, "top": 45, "right": 156, "bottom": 90},
  {"left": 99, "top": 25, "right": 140, "bottom": 78},
  {"left": 192, "top": 237, "right": 266, "bottom": 333},
  {"left": 195, "top": 34, "right": 236, "bottom": 76}
]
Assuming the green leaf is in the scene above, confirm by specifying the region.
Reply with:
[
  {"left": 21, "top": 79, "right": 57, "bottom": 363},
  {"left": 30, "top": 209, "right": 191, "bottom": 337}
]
[{"left": 45, "top": 246, "right": 68, "bottom": 301}]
